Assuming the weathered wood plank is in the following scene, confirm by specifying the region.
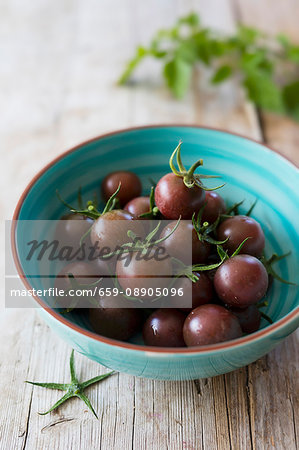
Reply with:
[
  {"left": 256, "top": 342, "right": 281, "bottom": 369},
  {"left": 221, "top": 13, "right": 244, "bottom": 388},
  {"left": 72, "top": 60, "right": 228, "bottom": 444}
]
[
  {"left": 234, "top": 0, "right": 299, "bottom": 42},
  {"left": 0, "top": 310, "right": 36, "bottom": 450},
  {"left": 233, "top": 2, "right": 299, "bottom": 449}
]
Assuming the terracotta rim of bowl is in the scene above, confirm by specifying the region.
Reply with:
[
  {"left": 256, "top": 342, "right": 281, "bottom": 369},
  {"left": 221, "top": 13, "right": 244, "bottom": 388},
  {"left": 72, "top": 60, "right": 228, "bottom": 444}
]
[{"left": 11, "top": 125, "right": 299, "bottom": 354}]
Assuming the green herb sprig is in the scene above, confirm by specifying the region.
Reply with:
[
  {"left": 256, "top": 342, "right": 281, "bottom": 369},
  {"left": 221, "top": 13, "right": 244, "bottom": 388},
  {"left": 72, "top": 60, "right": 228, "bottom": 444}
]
[
  {"left": 119, "top": 12, "right": 299, "bottom": 120},
  {"left": 58, "top": 273, "right": 102, "bottom": 314},
  {"left": 56, "top": 184, "right": 121, "bottom": 221},
  {"left": 102, "top": 218, "right": 181, "bottom": 259},
  {"left": 192, "top": 207, "right": 228, "bottom": 246},
  {"left": 169, "top": 141, "right": 224, "bottom": 190},
  {"left": 261, "top": 252, "right": 296, "bottom": 285},
  {"left": 26, "top": 350, "right": 115, "bottom": 418},
  {"left": 139, "top": 186, "right": 160, "bottom": 219}
]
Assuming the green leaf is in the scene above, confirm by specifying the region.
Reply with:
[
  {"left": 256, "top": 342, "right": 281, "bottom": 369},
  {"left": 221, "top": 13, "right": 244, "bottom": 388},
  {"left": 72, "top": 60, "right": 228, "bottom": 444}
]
[
  {"left": 145, "top": 221, "right": 161, "bottom": 243},
  {"left": 25, "top": 381, "right": 68, "bottom": 390},
  {"left": 79, "top": 224, "right": 92, "bottom": 247},
  {"left": 163, "top": 57, "right": 193, "bottom": 98},
  {"left": 236, "top": 26, "right": 262, "bottom": 47},
  {"left": 38, "top": 392, "right": 74, "bottom": 415},
  {"left": 118, "top": 46, "right": 148, "bottom": 85},
  {"left": 76, "top": 392, "right": 98, "bottom": 419},
  {"left": 225, "top": 199, "right": 244, "bottom": 215},
  {"left": 204, "top": 235, "right": 228, "bottom": 245},
  {"left": 277, "top": 34, "right": 299, "bottom": 63},
  {"left": 260, "top": 311, "right": 273, "bottom": 324},
  {"left": 118, "top": 11, "right": 299, "bottom": 120},
  {"left": 245, "top": 198, "right": 258, "bottom": 216},
  {"left": 241, "top": 51, "right": 273, "bottom": 76},
  {"left": 176, "top": 40, "right": 197, "bottom": 64},
  {"left": 149, "top": 186, "right": 155, "bottom": 210},
  {"left": 277, "top": 33, "right": 290, "bottom": 48},
  {"left": 139, "top": 186, "right": 160, "bottom": 219},
  {"left": 102, "top": 183, "right": 121, "bottom": 215},
  {"left": 231, "top": 237, "right": 251, "bottom": 257},
  {"left": 26, "top": 350, "right": 116, "bottom": 418},
  {"left": 178, "top": 12, "right": 200, "bottom": 27},
  {"left": 80, "top": 372, "right": 115, "bottom": 390},
  {"left": 287, "top": 46, "right": 299, "bottom": 63},
  {"left": 217, "top": 245, "right": 228, "bottom": 261},
  {"left": 282, "top": 81, "right": 299, "bottom": 120},
  {"left": 261, "top": 252, "right": 295, "bottom": 285},
  {"left": 193, "top": 30, "right": 214, "bottom": 64},
  {"left": 153, "top": 217, "right": 181, "bottom": 245},
  {"left": 70, "top": 349, "right": 78, "bottom": 384},
  {"left": 243, "top": 72, "right": 284, "bottom": 112},
  {"left": 191, "top": 260, "right": 224, "bottom": 271},
  {"left": 211, "top": 65, "right": 232, "bottom": 84},
  {"left": 56, "top": 190, "right": 75, "bottom": 211}
]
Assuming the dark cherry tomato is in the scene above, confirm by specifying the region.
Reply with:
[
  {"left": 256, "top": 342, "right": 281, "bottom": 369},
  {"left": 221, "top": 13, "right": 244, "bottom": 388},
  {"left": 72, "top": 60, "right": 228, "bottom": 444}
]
[
  {"left": 101, "top": 171, "right": 142, "bottom": 206},
  {"left": 89, "top": 295, "right": 142, "bottom": 341},
  {"left": 214, "top": 254, "right": 268, "bottom": 307},
  {"left": 143, "top": 309, "right": 186, "bottom": 347},
  {"left": 202, "top": 191, "right": 226, "bottom": 224},
  {"left": 155, "top": 173, "right": 205, "bottom": 219},
  {"left": 55, "top": 213, "right": 93, "bottom": 248},
  {"left": 205, "top": 252, "right": 221, "bottom": 282},
  {"left": 90, "top": 254, "right": 116, "bottom": 277},
  {"left": 183, "top": 304, "right": 242, "bottom": 346},
  {"left": 228, "top": 305, "right": 261, "bottom": 334},
  {"left": 124, "top": 196, "right": 150, "bottom": 217},
  {"left": 116, "top": 247, "right": 173, "bottom": 299},
  {"left": 172, "top": 273, "right": 214, "bottom": 311},
  {"left": 54, "top": 262, "right": 99, "bottom": 309},
  {"left": 55, "top": 261, "right": 99, "bottom": 288},
  {"left": 159, "top": 220, "right": 210, "bottom": 265},
  {"left": 90, "top": 210, "right": 144, "bottom": 251},
  {"left": 217, "top": 215, "right": 265, "bottom": 257}
]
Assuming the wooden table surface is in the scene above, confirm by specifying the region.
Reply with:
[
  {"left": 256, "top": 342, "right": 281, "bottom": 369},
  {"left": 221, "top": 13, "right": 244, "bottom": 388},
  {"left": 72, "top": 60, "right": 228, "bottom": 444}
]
[{"left": 1, "top": 1, "right": 298, "bottom": 449}]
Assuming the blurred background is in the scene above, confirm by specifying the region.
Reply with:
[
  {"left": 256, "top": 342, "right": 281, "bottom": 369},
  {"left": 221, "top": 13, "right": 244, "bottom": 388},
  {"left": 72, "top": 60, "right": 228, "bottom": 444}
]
[{"left": 0, "top": 2, "right": 298, "bottom": 448}]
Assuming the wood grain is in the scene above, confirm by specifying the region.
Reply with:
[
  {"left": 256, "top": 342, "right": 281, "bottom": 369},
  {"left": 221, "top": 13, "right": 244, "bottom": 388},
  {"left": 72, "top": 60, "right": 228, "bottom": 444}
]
[{"left": 0, "top": 0, "right": 298, "bottom": 449}]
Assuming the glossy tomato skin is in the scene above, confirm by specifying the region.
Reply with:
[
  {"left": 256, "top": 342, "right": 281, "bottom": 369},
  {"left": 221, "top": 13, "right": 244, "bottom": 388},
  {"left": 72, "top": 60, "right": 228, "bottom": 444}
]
[
  {"left": 202, "top": 191, "right": 226, "bottom": 224},
  {"left": 159, "top": 220, "right": 210, "bottom": 265},
  {"left": 89, "top": 295, "right": 142, "bottom": 341},
  {"left": 214, "top": 254, "right": 268, "bottom": 307},
  {"left": 205, "top": 252, "right": 221, "bottom": 282},
  {"left": 116, "top": 248, "right": 173, "bottom": 299},
  {"left": 228, "top": 305, "right": 261, "bottom": 334},
  {"left": 90, "top": 209, "right": 144, "bottom": 251},
  {"left": 124, "top": 196, "right": 150, "bottom": 217},
  {"left": 101, "top": 171, "right": 142, "bottom": 206},
  {"left": 56, "top": 214, "right": 93, "bottom": 248},
  {"left": 55, "top": 261, "right": 99, "bottom": 288},
  {"left": 217, "top": 215, "right": 265, "bottom": 257},
  {"left": 143, "top": 309, "right": 186, "bottom": 347},
  {"left": 91, "top": 253, "right": 116, "bottom": 277},
  {"left": 183, "top": 304, "right": 242, "bottom": 346},
  {"left": 155, "top": 173, "right": 205, "bottom": 219},
  {"left": 171, "top": 273, "right": 214, "bottom": 311},
  {"left": 54, "top": 262, "right": 98, "bottom": 309}
]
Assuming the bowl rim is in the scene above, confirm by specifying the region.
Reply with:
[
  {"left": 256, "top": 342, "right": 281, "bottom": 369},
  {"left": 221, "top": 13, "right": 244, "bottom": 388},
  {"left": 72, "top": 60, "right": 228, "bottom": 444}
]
[{"left": 11, "top": 124, "right": 299, "bottom": 354}]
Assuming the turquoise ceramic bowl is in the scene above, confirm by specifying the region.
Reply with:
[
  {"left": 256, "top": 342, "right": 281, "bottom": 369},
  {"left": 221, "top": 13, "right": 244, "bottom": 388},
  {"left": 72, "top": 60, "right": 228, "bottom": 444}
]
[{"left": 12, "top": 126, "right": 299, "bottom": 380}]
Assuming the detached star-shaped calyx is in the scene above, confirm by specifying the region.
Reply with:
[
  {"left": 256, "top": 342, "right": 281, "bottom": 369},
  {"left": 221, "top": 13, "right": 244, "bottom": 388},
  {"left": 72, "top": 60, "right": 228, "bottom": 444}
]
[{"left": 26, "top": 350, "right": 115, "bottom": 418}]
